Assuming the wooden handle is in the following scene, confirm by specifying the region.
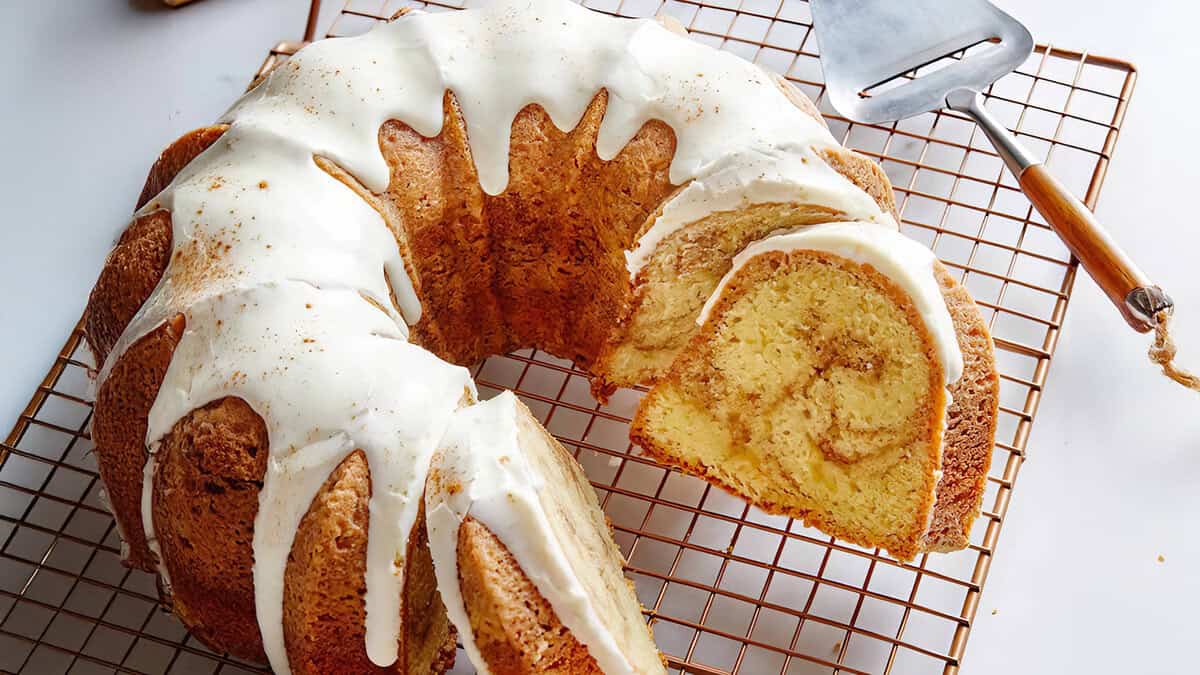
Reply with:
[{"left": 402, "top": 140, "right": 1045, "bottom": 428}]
[{"left": 1018, "top": 164, "right": 1156, "bottom": 332}]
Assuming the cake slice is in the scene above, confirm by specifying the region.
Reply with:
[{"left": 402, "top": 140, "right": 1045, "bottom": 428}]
[
  {"left": 426, "top": 392, "right": 666, "bottom": 674},
  {"left": 632, "top": 222, "right": 979, "bottom": 561}
]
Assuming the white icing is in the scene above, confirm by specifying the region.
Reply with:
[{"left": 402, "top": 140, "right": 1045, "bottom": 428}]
[
  {"left": 699, "top": 222, "right": 965, "bottom": 385},
  {"left": 222, "top": 0, "right": 888, "bottom": 274},
  {"left": 625, "top": 146, "right": 895, "bottom": 276},
  {"left": 427, "top": 392, "right": 654, "bottom": 675},
  {"left": 86, "top": 1, "right": 932, "bottom": 673}
]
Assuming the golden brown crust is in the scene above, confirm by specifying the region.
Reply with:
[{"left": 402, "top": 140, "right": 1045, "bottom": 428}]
[
  {"left": 283, "top": 451, "right": 455, "bottom": 674},
  {"left": 922, "top": 264, "right": 1000, "bottom": 551},
  {"left": 154, "top": 397, "right": 269, "bottom": 661},
  {"left": 137, "top": 125, "right": 228, "bottom": 210},
  {"left": 377, "top": 93, "right": 499, "bottom": 364},
  {"left": 85, "top": 210, "right": 173, "bottom": 365},
  {"left": 92, "top": 316, "right": 184, "bottom": 570},
  {"left": 281, "top": 451, "right": 383, "bottom": 674},
  {"left": 155, "top": 418, "right": 455, "bottom": 674},
  {"left": 483, "top": 90, "right": 676, "bottom": 368},
  {"left": 457, "top": 517, "right": 602, "bottom": 674}
]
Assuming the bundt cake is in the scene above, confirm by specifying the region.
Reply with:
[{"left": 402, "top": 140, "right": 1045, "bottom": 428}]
[{"left": 83, "top": 0, "right": 999, "bottom": 672}]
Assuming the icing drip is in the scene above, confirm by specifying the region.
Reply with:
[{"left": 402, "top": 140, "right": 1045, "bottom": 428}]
[
  {"left": 699, "top": 222, "right": 966, "bottom": 385},
  {"left": 90, "top": 1, "right": 922, "bottom": 672},
  {"left": 219, "top": 0, "right": 890, "bottom": 264},
  {"left": 427, "top": 392, "right": 654, "bottom": 675},
  {"left": 142, "top": 284, "right": 472, "bottom": 671}
]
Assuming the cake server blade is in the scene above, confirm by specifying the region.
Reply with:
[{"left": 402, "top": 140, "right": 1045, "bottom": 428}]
[{"left": 809, "top": 0, "right": 1174, "bottom": 335}]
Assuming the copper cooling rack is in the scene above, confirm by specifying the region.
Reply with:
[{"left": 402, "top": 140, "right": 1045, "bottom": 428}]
[{"left": 0, "top": 1, "right": 1137, "bottom": 673}]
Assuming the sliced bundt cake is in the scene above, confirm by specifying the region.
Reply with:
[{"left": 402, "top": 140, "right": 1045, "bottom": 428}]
[{"left": 632, "top": 223, "right": 998, "bottom": 560}]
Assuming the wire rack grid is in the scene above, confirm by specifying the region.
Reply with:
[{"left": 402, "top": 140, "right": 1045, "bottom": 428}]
[{"left": 0, "top": 1, "right": 1136, "bottom": 673}]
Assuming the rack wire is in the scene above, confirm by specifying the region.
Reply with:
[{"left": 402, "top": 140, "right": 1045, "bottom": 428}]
[{"left": 0, "top": 1, "right": 1137, "bottom": 673}]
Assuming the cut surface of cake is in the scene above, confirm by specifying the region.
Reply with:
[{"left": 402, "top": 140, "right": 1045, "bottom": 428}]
[
  {"left": 80, "top": 0, "right": 998, "bottom": 672},
  {"left": 632, "top": 222, "right": 992, "bottom": 560},
  {"left": 427, "top": 392, "right": 665, "bottom": 674}
]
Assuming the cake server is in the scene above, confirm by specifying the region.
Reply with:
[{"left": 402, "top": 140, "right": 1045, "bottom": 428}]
[{"left": 809, "top": 0, "right": 1172, "bottom": 333}]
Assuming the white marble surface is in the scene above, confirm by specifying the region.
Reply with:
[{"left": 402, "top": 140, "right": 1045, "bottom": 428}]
[{"left": 0, "top": 1, "right": 1195, "bottom": 674}]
